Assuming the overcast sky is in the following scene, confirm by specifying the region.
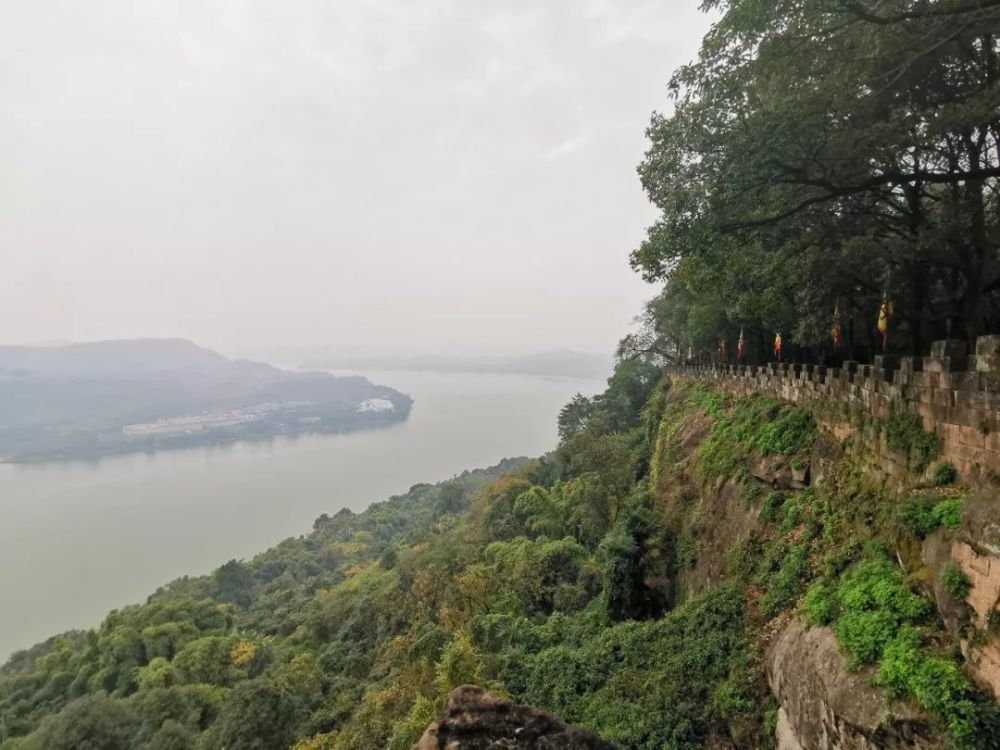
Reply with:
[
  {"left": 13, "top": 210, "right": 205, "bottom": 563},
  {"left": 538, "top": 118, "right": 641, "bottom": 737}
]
[{"left": 0, "top": 1, "right": 712, "bottom": 359}]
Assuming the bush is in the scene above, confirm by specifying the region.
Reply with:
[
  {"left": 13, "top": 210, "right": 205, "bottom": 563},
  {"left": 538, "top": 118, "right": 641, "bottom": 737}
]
[
  {"left": 932, "top": 462, "right": 958, "bottom": 486},
  {"left": 932, "top": 499, "right": 963, "bottom": 531},
  {"left": 885, "top": 409, "right": 941, "bottom": 473},
  {"left": 759, "top": 492, "right": 785, "bottom": 524},
  {"left": 833, "top": 559, "right": 929, "bottom": 668},
  {"left": 940, "top": 563, "right": 972, "bottom": 600},
  {"left": 803, "top": 582, "right": 836, "bottom": 626},
  {"left": 897, "top": 496, "right": 963, "bottom": 537}
]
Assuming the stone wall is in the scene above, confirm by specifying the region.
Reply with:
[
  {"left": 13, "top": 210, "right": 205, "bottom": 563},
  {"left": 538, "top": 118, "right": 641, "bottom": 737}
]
[{"left": 667, "top": 335, "right": 1000, "bottom": 482}]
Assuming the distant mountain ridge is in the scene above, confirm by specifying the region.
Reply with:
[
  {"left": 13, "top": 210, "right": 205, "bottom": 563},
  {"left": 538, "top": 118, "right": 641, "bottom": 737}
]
[{"left": 0, "top": 339, "right": 412, "bottom": 462}]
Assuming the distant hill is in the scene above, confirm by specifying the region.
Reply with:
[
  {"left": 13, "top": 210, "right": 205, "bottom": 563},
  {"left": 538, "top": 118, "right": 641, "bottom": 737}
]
[
  {"left": 303, "top": 348, "right": 614, "bottom": 380},
  {"left": 0, "top": 339, "right": 412, "bottom": 462}
]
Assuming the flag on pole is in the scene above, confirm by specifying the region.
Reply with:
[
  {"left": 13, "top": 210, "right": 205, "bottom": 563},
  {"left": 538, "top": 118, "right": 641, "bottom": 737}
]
[
  {"left": 831, "top": 303, "right": 844, "bottom": 350},
  {"left": 877, "top": 295, "right": 893, "bottom": 352},
  {"left": 773, "top": 332, "right": 782, "bottom": 361},
  {"left": 736, "top": 327, "right": 746, "bottom": 361}
]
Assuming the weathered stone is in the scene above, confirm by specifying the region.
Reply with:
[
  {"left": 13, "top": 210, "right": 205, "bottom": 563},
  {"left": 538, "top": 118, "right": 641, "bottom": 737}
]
[
  {"left": 976, "top": 335, "right": 1000, "bottom": 372},
  {"left": 768, "top": 620, "right": 945, "bottom": 749},
  {"left": 412, "top": 686, "right": 615, "bottom": 750}
]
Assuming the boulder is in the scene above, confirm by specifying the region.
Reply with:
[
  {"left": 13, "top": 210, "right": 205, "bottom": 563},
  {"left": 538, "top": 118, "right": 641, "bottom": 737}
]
[
  {"left": 767, "top": 620, "right": 944, "bottom": 749},
  {"left": 412, "top": 685, "right": 615, "bottom": 750}
]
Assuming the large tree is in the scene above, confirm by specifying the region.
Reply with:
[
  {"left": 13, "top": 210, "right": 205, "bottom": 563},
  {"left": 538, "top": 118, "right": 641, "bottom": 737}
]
[{"left": 633, "top": 0, "right": 1000, "bottom": 356}]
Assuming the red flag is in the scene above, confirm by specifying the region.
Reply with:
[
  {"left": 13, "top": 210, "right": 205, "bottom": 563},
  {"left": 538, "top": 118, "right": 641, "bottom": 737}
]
[
  {"left": 736, "top": 327, "right": 746, "bottom": 361},
  {"left": 773, "top": 332, "right": 782, "bottom": 361}
]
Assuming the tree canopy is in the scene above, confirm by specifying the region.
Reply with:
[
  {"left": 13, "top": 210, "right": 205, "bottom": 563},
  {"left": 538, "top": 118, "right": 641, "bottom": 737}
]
[{"left": 630, "top": 0, "right": 1000, "bottom": 361}]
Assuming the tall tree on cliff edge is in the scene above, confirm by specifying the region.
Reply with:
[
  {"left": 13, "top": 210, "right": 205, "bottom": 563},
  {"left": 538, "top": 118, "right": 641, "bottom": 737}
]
[{"left": 632, "top": 0, "right": 1000, "bottom": 357}]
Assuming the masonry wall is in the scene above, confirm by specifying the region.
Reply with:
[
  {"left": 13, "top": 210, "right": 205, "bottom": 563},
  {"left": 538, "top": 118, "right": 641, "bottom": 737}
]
[{"left": 667, "top": 336, "right": 1000, "bottom": 482}]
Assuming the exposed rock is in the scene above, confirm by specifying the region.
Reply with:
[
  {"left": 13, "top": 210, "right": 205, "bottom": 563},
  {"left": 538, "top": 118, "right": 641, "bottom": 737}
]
[
  {"left": 751, "top": 455, "right": 808, "bottom": 490},
  {"left": 961, "top": 489, "right": 1000, "bottom": 557},
  {"left": 412, "top": 685, "right": 615, "bottom": 750},
  {"left": 920, "top": 529, "right": 973, "bottom": 634},
  {"left": 768, "top": 620, "right": 945, "bottom": 749},
  {"left": 950, "top": 541, "right": 1000, "bottom": 628},
  {"left": 678, "top": 480, "right": 760, "bottom": 601}
]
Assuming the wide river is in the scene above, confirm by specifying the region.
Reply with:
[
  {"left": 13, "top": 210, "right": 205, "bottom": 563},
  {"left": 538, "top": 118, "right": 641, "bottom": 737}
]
[{"left": 0, "top": 370, "right": 605, "bottom": 661}]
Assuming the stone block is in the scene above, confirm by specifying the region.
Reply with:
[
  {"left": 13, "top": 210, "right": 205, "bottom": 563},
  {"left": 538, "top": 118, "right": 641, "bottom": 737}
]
[
  {"left": 976, "top": 335, "right": 1000, "bottom": 372},
  {"left": 899, "top": 356, "right": 923, "bottom": 373}
]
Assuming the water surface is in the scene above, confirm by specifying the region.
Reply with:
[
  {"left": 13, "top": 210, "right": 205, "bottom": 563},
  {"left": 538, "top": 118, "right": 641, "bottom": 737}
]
[{"left": 0, "top": 370, "right": 603, "bottom": 660}]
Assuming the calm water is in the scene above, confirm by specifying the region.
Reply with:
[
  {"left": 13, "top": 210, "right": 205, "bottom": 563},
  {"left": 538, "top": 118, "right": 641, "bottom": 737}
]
[{"left": 0, "top": 370, "right": 604, "bottom": 660}]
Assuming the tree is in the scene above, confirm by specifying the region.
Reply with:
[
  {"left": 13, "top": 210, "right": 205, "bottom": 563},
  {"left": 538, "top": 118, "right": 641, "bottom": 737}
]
[
  {"left": 206, "top": 679, "right": 302, "bottom": 750},
  {"left": 633, "top": 0, "right": 1000, "bottom": 355},
  {"left": 23, "top": 694, "right": 139, "bottom": 750}
]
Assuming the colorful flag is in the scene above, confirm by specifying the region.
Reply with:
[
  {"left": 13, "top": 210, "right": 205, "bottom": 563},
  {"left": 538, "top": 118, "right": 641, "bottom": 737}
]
[
  {"left": 718, "top": 338, "right": 727, "bottom": 362},
  {"left": 877, "top": 295, "right": 893, "bottom": 352},
  {"left": 736, "top": 327, "right": 746, "bottom": 361},
  {"left": 831, "top": 303, "right": 843, "bottom": 350},
  {"left": 773, "top": 332, "right": 782, "bottom": 361}
]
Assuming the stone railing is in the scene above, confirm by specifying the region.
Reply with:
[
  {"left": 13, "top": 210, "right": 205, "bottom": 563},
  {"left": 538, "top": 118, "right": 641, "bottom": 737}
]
[{"left": 666, "top": 336, "right": 1000, "bottom": 482}]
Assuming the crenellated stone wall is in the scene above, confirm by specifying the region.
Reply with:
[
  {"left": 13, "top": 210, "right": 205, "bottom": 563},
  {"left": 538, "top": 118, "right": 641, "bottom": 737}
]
[{"left": 667, "top": 335, "right": 1000, "bottom": 482}]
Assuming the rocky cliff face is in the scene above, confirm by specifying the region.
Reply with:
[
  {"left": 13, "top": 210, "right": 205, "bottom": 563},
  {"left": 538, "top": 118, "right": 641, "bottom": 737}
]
[
  {"left": 768, "top": 620, "right": 945, "bottom": 749},
  {"left": 412, "top": 686, "right": 615, "bottom": 749}
]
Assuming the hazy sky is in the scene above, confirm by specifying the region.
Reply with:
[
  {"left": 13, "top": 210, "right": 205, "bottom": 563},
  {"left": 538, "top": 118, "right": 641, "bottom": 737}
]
[{"left": 0, "top": 1, "right": 712, "bottom": 359}]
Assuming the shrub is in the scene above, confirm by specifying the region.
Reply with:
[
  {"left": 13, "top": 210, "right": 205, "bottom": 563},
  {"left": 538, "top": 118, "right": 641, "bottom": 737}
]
[
  {"left": 885, "top": 409, "right": 941, "bottom": 473},
  {"left": 940, "top": 564, "right": 972, "bottom": 600},
  {"left": 834, "top": 558, "right": 929, "bottom": 668},
  {"left": 757, "top": 407, "right": 817, "bottom": 456},
  {"left": 759, "top": 492, "right": 785, "bottom": 524},
  {"left": 803, "top": 582, "right": 837, "bottom": 626},
  {"left": 760, "top": 543, "right": 811, "bottom": 618},
  {"left": 932, "top": 499, "right": 963, "bottom": 531},
  {"left": 932, "top": 462, "right": 958, "bottom": 486},
  {"left": 897, "top": 496, "right": 937, "bottom": 536}
]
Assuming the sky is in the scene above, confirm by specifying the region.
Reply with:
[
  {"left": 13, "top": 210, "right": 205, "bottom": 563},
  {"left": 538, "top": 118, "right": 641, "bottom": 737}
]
[{"left": 0, "top": 0, "right": 713, "bottom": 360}]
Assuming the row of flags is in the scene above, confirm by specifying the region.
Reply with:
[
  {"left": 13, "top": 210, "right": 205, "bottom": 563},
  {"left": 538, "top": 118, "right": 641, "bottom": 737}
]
[{"left": 707, "top": 295, "right": 895, "bottom": 363}]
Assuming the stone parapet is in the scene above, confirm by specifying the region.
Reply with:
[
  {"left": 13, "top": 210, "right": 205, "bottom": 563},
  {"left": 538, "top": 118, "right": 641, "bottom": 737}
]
[{"left": 668, "top": 337, "right": 1000, "bottom": 481}]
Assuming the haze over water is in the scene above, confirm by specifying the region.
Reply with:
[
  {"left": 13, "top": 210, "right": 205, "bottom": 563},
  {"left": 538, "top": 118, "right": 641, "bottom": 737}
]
[{"left": 0, "top": 370, "right": 603, "bottom": 660}]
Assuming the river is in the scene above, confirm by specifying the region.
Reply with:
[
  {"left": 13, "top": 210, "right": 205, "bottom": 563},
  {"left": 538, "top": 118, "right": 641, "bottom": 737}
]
[{"left": 0, "top": 370, "right": 605, "bottom": 661}]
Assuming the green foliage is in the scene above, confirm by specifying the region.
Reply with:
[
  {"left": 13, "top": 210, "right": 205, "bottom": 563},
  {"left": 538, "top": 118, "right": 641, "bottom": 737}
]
[
  {"left": 20, "top": 694, "right": 139, "bottom": 750},
  {"left": 896, "top": 496, "right": 964, "bottom": 537},
  {"left": 759, "top": 492, "right": 785, "bottom": 524},
  {"left": 513, "top": 584, "right": 759, "bottom": 750},
  {"left": 941, "top": 564, "right": 972, "bottom": 601},
  {"left": 697, "top": 394, "right": 816, "bottom": 483},
  {"left": 833, "top": 559, "right": 930, "bottom": 668},
  {"left": 885, "top": 410, "right": 942, "bottom": 474},
  {"left": 802, "top": 582, "right": 836, "bottom": 626},
  {"left": 896, "top": 496, "right": 940, "bottom": 537},
  {"left": 933, "top": 499, "right": 964, "bottom": 532},
  {"left": 204, "top": 678, "right": 302, "bottom": 750},
  {"left": 932, "top": 462, "right": 959, "bottom": 486}
]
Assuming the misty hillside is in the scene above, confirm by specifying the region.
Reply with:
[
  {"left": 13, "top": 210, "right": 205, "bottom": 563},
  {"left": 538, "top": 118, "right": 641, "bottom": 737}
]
[{"left": 0, "top": 340, "right": 413, "bottom": 461}]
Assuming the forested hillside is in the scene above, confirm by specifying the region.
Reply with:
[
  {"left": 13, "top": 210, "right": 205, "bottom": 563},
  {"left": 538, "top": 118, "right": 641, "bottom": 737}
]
[{"left": 3, "top": 354, "right": 1000, "bottom": 748}]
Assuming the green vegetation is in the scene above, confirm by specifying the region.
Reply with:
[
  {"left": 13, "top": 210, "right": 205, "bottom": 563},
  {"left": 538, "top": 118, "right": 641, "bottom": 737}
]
[
  {"left": 619, "top": 0, "right": 1000, "bottom": 362},
  {"left": 803, "top": 557, "right": 997, "bottom": 745},
  {"left": 885, "top": 410, "right": 942, "bottom": 474},
  {"left": 3, "top": 367, "right": 997, "bottom": 748},
  {"left": 941, "top": 564, "right": 972, "bottom": 601},
  {"left": 933, "top": 463, "right": 959, "bottom": 487},
  {"left": 896, "top": 495, "right": 964, "bottom": 537}
]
